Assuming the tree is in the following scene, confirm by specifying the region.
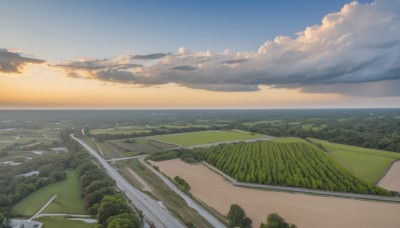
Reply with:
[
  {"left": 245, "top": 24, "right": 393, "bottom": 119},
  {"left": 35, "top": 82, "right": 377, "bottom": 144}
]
[
  {"left": 97, "top": 195, "right": 131, "bottom": 226},
  {"left": 227, "top": 204, "right": 252, "bottom": 228},
  {"left": 107, "top": 218, "right": 134, "bottom": 228},
  {"left": 107, "top": 213, "right": 140, "bottom": 228},
  {"left": 259, "top": 213, "right": 297, "bottom": 228},
  {"left": 84, "top": 180, "right": 113, "bottom": 197}
]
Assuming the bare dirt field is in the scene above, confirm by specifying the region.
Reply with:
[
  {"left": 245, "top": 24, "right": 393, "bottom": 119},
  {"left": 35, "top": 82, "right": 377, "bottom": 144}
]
[
  {"left": 378, "top": 160, "right": 400, "bottom": 192},
  {"left": 154, "top": 159, "right": 400, "bottom": 228}
]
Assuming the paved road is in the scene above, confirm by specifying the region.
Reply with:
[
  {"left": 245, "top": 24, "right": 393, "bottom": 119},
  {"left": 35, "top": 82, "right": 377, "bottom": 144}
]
[
  {"left": 29, "top": 194, "right": 57, "bottom": 221},
  {"left": 203, "top": 161, "right": 400, "bottom": 203},
  {"left": 140, "top": 158, "right": 226, "bottom": 228},
  {"left": 71, "top": 134, "right": 184, "bottom": 228}
]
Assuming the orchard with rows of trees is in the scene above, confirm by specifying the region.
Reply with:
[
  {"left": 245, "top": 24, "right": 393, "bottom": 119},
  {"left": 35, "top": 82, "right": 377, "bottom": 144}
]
[{"left": 204, "top": 141, "right": 391, "bottom": 196}]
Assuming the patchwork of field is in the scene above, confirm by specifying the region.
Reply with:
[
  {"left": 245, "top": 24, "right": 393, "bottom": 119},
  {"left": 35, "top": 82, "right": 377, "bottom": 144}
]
[
  {"left": 151, "top": 130, "right": 265, "bottom": 146},
  {"left": 13, "top": 171, "right": 86, "bottom": 217},
  {"left": 242, "top": 120, "right": 326, "bottom": 131},
  {"left": 154, "top": 159, "right": 400, "bottom": 228},
  {"left": 110, "top": 138, "right": 177, "bottom": 154},
  {"left": 378, "top": 161, "right": 400, "bottom": 192},
  {"left": 89, "top": 123, "right": 220, "bottom": 135},
  {"left": 0, "top": 127, "right": 63, "bottom": 165},
  {"left": 308, "top": 138, "right": 400, "bottom": 183}
]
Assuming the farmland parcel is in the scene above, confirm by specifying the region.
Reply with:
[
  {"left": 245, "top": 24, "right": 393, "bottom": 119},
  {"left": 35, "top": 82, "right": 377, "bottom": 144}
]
[{"left": 154, "top": 159, "right": 400, "bottom": 228}]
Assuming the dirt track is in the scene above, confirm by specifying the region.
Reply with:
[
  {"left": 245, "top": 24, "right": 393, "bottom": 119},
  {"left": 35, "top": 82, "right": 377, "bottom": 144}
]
[
  {"left": 378, "top": 160, "right": 400, "bottom": 192},
  {"left": 154, "top": 159, "right": 400, "bottom": 228}
]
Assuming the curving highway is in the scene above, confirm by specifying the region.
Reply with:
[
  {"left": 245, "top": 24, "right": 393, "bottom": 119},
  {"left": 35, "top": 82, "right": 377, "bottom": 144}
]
[{"left": 70, "top": 134, "right": 184, "bottom": 228}]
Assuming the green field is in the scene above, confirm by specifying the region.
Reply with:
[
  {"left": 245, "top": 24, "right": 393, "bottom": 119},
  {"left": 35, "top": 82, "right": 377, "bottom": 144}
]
[
  {"left": 308, "top": 138, "right": 400, "bottom": 183},
  {"left": 203, "top": 141, "right": 390, "bottom": 195},
  {"left": 37, "top": 216, "right": 95, "bottom": 228},
  {"left": 152, "top": 130, "right": 265, "bottom": 146},
  {"left": 13, "top": 171, "right": 86, "bottom": 216}
]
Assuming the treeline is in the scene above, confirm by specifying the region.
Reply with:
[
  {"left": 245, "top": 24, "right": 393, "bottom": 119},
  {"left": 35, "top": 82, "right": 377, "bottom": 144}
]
[
  {"left": 63, "top": 129, "right": 141, "bottom": 227},
  {"left": 147, "top": 149, "right": 204, "bottom": 163},
  {"left": 237, "top": 116, "right": 400, "bottom": 152},
  {"left": 89, "top": 126, "right": 220, "bottom": 142},
  {"left": 260, "top": 213, "right": 297, "bottom": 228},
  {"left": 203, "top": 141, "right": 391, "bottom": 196},
  {"left": 73, "top": 157, "right": 140, "bottom": 227}
]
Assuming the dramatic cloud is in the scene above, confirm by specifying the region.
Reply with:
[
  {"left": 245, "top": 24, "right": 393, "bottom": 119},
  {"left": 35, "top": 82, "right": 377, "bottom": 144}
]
[
  {"left": 57, "top": 0, "right": 400, "bottom": 95},
  {"left": 131, "top": 53, "right": 169, "bottom": 60},
  {"left": 221, "top": 59, "right": 248, "bottom": 65},
  {"left": 0, "top": 48, "right": 45, "bottom": 74},
  {"left": 54, "top": 58, "right": 141, "bottom": 82},
  {"left": 170, "top": 65, "right": 198, "bottom": 71}
]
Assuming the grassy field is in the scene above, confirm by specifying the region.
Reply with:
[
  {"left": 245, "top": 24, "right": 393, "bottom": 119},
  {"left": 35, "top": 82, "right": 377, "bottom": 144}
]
[
  {"left": 308, "top": 138, "right": 400, "bottom": 183},
  {"left": 13, "top": 171, "right": 86, "bottom": 216},
  {"left": 37, "top": 216, "right": 95, "bottom": 228},
  {"left": 152, "top": 130, "right": 265, "bottom": 146},
  {"left": 332, "top": 150, "right": 394, "bottom": 183}
]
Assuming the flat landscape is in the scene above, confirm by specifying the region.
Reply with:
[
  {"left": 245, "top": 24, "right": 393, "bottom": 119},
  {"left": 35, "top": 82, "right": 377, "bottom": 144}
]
[
  {"left": 154, "top": 159, "right": 400, "bottom": 228},
  {"left": 151, "top": 130, "right": 265, "bottom": 146}
]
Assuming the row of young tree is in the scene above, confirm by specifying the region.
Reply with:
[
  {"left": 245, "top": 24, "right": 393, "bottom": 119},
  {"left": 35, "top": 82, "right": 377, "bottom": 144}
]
[{"left": 204, "top": 141, "right": 391, "bottom": 196}]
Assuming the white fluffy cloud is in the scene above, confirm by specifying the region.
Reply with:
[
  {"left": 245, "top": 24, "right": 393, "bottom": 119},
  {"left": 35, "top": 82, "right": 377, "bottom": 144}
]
[{"left": 58, "top": 0, "right": 400, "bottom": 95}]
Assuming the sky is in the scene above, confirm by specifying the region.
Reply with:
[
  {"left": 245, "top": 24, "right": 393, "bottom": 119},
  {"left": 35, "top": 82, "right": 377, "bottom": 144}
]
[{"left": 1, "top": 0, "right": 399, "bottom": 109}]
